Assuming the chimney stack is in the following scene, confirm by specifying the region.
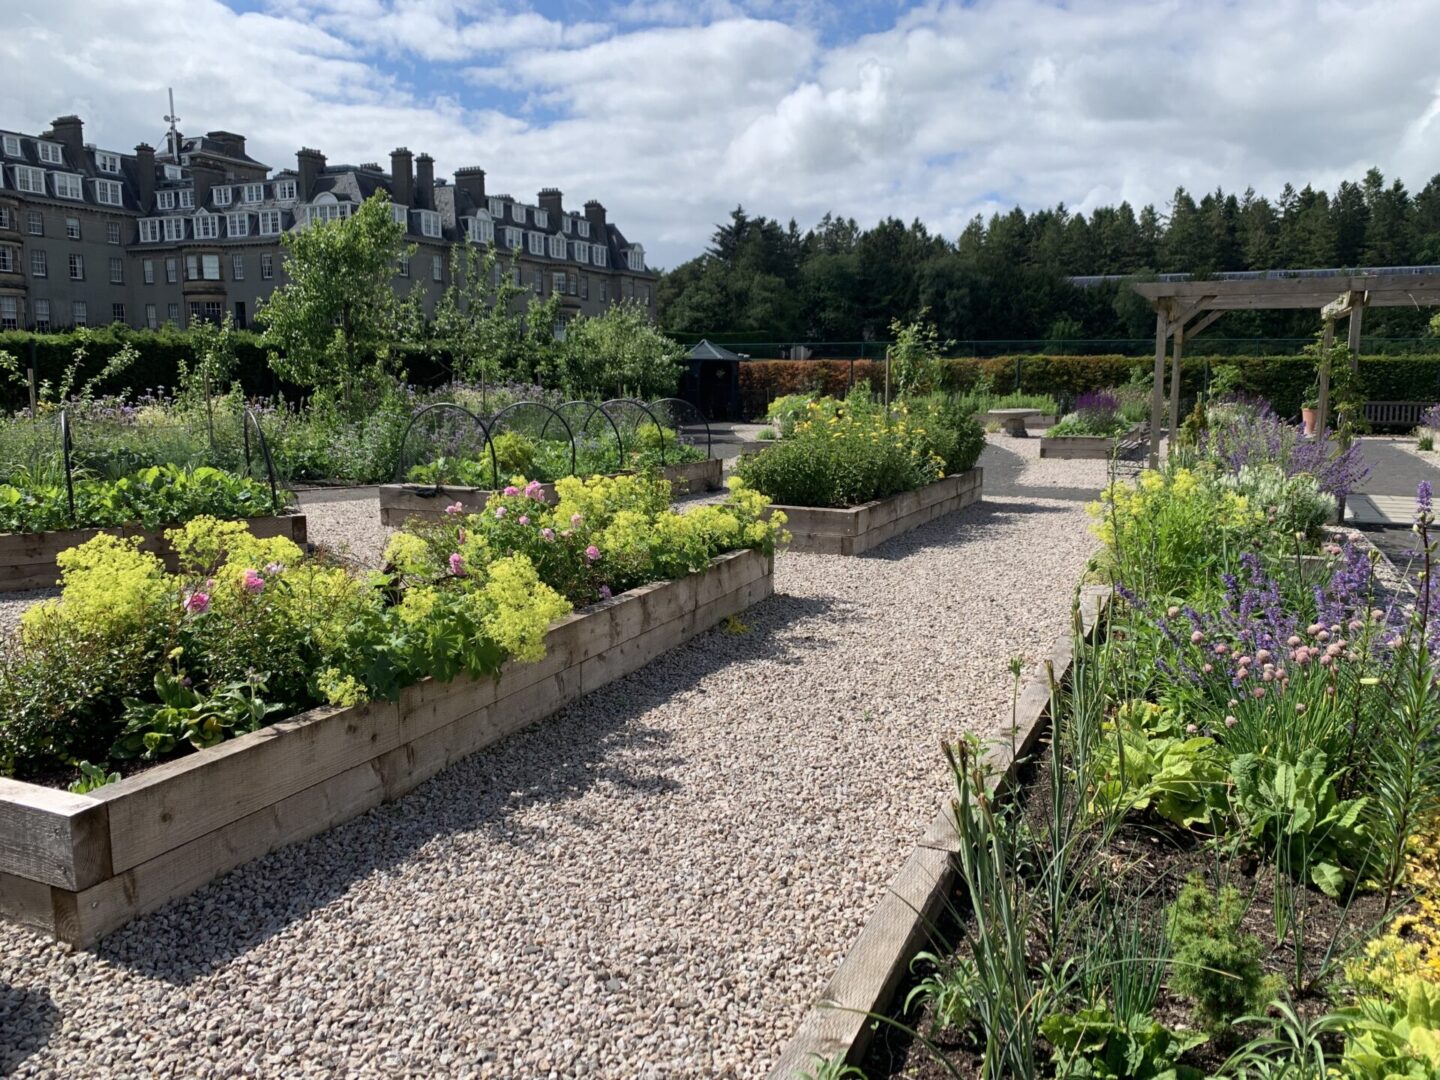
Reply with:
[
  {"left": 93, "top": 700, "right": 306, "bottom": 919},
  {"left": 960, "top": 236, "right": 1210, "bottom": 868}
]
[
  {"left": 134, "top": 143, "right": 156, "bottom": 212},
  {"left": 538, "top": 188, "right": 564, "bottom": 221},
  {"left": 296, "top": 147, "right": 326, "bottom": 201},
  {"left": 584, "top": 199, "right": 607, "bottom": 233},
  {"left": 189, "top": 160, "right": 224, "bottom": 212},
  {"left": 415, "top": 153, "right": 435, "bottom": 211},
  {"left": 48, "top": 115, "right": 84, "bottom": 165},
  {"left": 206, "top": 130, "right": 247, "bottom": 160},
  {"left": 390, "top": 147, "right": 413, "bottom": 207},
  {"left": 454, "top": 166, "right": 486, "bottom": 207}
]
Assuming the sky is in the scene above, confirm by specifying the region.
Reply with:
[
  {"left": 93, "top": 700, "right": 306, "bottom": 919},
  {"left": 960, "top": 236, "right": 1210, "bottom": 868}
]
[{"left": 3, "top": 0, "right": 1439, "bottom": 268}]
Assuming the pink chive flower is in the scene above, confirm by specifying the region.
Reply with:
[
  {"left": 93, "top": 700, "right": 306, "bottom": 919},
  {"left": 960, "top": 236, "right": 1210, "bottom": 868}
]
[
  {"left": 445, "top": 502, "right": 465, "bottom": 515},
  {"left": 585, "top": 545, "right": 601, "bottom": 562},
  {"left": 1224, "top": 715, "right": 1237, "bottom": 728},
  {"left": 1287, "top": 635, "right": 1302, "bottom": 647},
  {"left": 1214, "top": 643, "right": 1229, "bottom": 656},
  {"left": 1185, "top": 723, "right": 1198, "bottom": 735},
  {"left": 1251, "top": 686, "right": 1266, "bottom": 699},
  {"left": 184, "top": 591, "right": 210, "bottom": 614},
  {"left": 518, "top": 515, "right": 530, "bottom": 525},
  {"left": 1202, "top": 663, "right": 1213, "bottom": 673},
  {"left": 1256, "top": 649, "right": 1272, "bottom": 664},
  {"left": 1190, "top": 631, "right": 1204, "bottom": 644},
  {"left": 571, "top": 513, "right": 583, "bottom": 527},
  {"left": 241, "top": 569, "right": 266, "bottom": 594},
  {"left": 1295, "top": 703, "right": 1307, "bottom": 714},
  {"left": 599, "top": 585, "right": 612, "bottom": 599},
  {"left": 448, "top": 553, "right": 465, "bottom": 577},
  {"left": 503, "top": 486, "right": 520, "bottom": 496},
  {"left": 1166, "top": 606, "right": 1180, "bottom": 617},
  {"left": 541, "top": 528, "right": 555, "bottom": 541}
]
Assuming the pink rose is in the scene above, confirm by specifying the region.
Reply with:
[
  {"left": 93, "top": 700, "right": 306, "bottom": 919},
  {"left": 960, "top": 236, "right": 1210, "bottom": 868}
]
[
  {"left": 503, "top": 486, "right": 520, "bottom": 496},
  {"left": 524, "top": 480, "right": 544, "bottom": 500},
  {"left": 184, "top": 591, "right": 210, "bottom": 614},
  {"left": 599, "top": 585, "right": 612, "bottom": 599},
  {"left": 448, "top": 553, "right": 465, "bottom": 577},
  {"left": 518, "top": 515, "right": 530, "bottom": 526},
  {"left": 241, "top": 569, "right": 266, "bottom": 594},
  {"left": 571, "top": 513, "right": 583, "bottom": 527},
  {"left": 445, "top": 502, "right": 465, "bottom": 515},
  {"left": 585, "top": 545, "right": 601, "bottom": 562},
  {"left": 495, "top": 506, "right": 507, "bottom": 519},
  {"left": 541, "top": 528, "right": 555, "bottom": 541}
]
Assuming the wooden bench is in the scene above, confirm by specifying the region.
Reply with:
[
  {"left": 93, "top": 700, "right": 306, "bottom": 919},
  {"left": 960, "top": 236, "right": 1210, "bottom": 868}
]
[{"left": 1364, "top": 401, "right": 1434, "bottom": 429}]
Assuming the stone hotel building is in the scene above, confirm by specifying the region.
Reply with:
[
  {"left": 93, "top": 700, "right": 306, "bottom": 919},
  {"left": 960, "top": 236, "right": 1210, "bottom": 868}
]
[{"left": 0, "top": 115, "right": 657, "bottom": 333}]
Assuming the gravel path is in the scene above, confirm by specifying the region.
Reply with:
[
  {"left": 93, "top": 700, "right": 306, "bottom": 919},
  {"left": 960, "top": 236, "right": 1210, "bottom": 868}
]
[{"left": 1, "top": 438, "right": 1104, "bottom": 1078}]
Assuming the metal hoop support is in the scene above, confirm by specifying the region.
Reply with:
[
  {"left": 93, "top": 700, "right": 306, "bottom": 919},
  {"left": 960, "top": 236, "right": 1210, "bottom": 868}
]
[
  {"left": 600, "top": 397, "right": 668, "bottom": 467},
  {"left": 395, "top": 402, "right": 497, "bottom": 494},
  {"left": 545, "top": 400, "right": 625, "bottom": 475},
  {"left": 649, "top": 397, "right": 712, "bottom": 459},
  {"left": 241, "top": 408, "right": 284, "bottom": 515},
  {"left": 488, "top": 400, "right": 576, "bottom": 487},
  {"left": 58, "top": 408, "right": 76, "bottom": 525}
]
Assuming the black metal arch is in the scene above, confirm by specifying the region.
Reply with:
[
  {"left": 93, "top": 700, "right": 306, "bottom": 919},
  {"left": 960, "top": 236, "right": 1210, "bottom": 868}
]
[
  {"left": 544, "top": 400, "right": 626, "bottom": 475},
  {"left": 240, "top": 407, "right": 284, "bottom": 515},
  {"left": 599, "top": 397, "right": 668, "bottom": 467},
  {"left": 648, "top": 397, "right": 712, "bottom": 459},
  {"left": 58, "top": 408, "right": 76, "bottom": 524},
  {"left": 396, "top": 402, "right": 496, "bottom": 493},
  {"left": 487, "top": 400, "right": 576, "bottom": 489}
]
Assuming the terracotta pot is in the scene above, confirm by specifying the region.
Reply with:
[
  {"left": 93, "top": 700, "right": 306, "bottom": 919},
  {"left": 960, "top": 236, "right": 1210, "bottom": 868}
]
[{"left": 1301, "top": 407, "right": 1317, "bottom": 436}]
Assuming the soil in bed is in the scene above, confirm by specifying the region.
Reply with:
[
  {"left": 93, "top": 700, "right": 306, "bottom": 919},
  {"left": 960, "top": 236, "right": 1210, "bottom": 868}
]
[{"left": 861, "top": 749, "right": 1399, "bottom": 1079}]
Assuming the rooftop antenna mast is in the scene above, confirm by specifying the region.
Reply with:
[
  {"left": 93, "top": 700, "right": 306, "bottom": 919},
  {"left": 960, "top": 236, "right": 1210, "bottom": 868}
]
[{"left": 163, "top": 88, "right": 181, "bottom": 161}]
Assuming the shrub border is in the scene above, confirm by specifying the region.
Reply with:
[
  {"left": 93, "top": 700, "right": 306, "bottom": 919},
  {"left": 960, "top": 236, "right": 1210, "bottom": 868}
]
[
  {"left": 0, "top": 546, "right": 773, "bottom": 947},
  {"left": 765, "top": 584, "right": 1109, "bottom": 1078}
]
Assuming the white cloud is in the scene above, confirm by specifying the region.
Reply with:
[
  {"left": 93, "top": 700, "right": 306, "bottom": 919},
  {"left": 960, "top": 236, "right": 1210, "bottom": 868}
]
[{"left": 3, "top": 0, "right": 1438, "bottom": 268}]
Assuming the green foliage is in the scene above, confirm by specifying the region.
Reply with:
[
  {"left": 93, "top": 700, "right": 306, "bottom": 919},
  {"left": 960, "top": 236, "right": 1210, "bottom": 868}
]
[
  {"left": 735, "top": 394, "right": 982, "bottom": 507},
  {"left": 258, "top": 192, "right": 416, "bottom": 399},
  {"left": 794, "top": 1055, "right": 865, "bottom": 1080},
  {"left": 112, "top": 671, "right": 284, "bottom": 759},
  {"left": 1165, "top": 875, "right": 1276, "bottom": 1038},
  {"left": 906, "top": 950, "right": 982, "bottom": 1033},
  {"left": 561, "top": 301, "right": 685, "bottom": 399},
  {"left": 1039, "top": 1008, "right": 1205, "bottom": 1079},
  {"left": 67, "top": 760, "right": 120, "bottom": 794},
  {"left": 888, "top": 313, "right": 948, "bottom": 398},
  {"left": 0, "top": 464, "right": 286, "bottom": 533},
  {"left": 1089, "top": 701, "right": 1229, "bottom": 830}
]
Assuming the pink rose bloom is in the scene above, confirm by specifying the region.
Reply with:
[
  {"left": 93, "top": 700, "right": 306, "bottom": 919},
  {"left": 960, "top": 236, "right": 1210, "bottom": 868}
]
[
  {"left": 525, "top": 480, "right": 544, "bottom": 500},
  {"left": 495, "top": 506, "right": 507, "bottom": 519},
  {"left": 599, "top": 585, "right": 612, "bottom": 599},
  {"left": 541, "top": 528, "right": 555, "bottom": 541},
  {"left": 585, "top": 545, "right": 601, "bottom": 562},
  {"left": 571, "top": 513, "right": 583, "bottom": 527},
  {"left": 445, "top": 502, "right": 465, "bottom": 515},
  {"left": 448, "top": 553, "right": 465, "bottom": 577},
  {"left": 503, "top": 486, "right": 520, "bottom": 496},
  {"left": 518, "top": 515, "right": 530, "bottom": 526},
  {"left": 184, "top": 591, "right": 210, "bottom": 614},
  {"left": 241, "top": 569, "right": 266, "bottom": 594}
]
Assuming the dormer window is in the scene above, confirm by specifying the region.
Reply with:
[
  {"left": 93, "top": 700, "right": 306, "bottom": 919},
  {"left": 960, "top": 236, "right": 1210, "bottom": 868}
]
[
  {"left": 13, "top": 166, "right": 44, "bottom": 194},
  {"left": 1, "top": 135, "right": 19, "bottom": 158},
  {"left": 275, "top": 179, "right": 297, "bottom": 203},
  {"left": 259, "top": 209, "right": 283, "bottom": 235},
  {"left": 53, "top": 173, "right": 83, "bottom": 200},
  {"left": 548, "top": 234, "right": 566, "bottom": 259},
  {"left": 467, "top": 216, "right": 495, "bottom": 244},
  {"left": 577, "top": 219, "right": 590, "bottom": 238},
  {"left": 164, "top": 164, "right": 183, "bottom": 180},
  {"left": 213, "top": 185, "right": 233, "bottom": 207},
  {"left": 592, "top": 243, "right": 607, "bottom": 267},
  {"left": 156, "top": 190, "right": 176, "bottom": 210},
  {"left": 391, "top": 203, "right": 408, "bottom": 225},
  {"left": 139, "top": 218, "right": 162, "bottom": 243},
  {"left": 36, "top": 141, "right": 63, "bottom": 165},
  {"left": 535, "top": 209, "right": 549, "bottom": 229},
  {"left": 504, "top": 227, "right": 522, "bottom": 250},
  {"left": 95, "top": 151, "right": 122, "bottom": 174},
  {"left": 488, "top": 198, "right": 504, "bottom": 218},
  {"left": 511, "top": 202, "right": 525, "bottom": 223},
  {"left": 227, "top": 212, "right": 249, "bottom": 237},
  {"left": 572, "top": 241, "right": 588, "bottom": 264},
  {"left": 417, "top": 209, "right": 441, "bottom": 238},
  {"left": 527, "top": 231, "right": 544, "bottom": 255},
  {"left": 178, "top": 189, "right": 194, "bottom": 209},
  {"left": 163, "top": 216, "right": 186, "bottom": 241},
  {"left": 242, "top": 183, "right": 265, "bottom": 204},
  {"left": 628, "top": 246, "right": 645, "bottom": 272},
  {"left": 562, "top": 216, "right": 572, "bottom": 235},
  {"left": 194, "top": 212, "right": 219, "bottom": 240},
  {"left": 94, "top": 179, "right": 124, "bottom": 207},
  {"left": 307, "top": 196, "right": 351, "bottom": 224}
]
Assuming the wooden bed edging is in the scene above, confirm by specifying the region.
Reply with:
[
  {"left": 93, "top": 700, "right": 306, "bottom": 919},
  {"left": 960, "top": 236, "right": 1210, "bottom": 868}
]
[
  {"left": 771, "top": 469, "right": 983, "bottom": 556},
  {"left": 0, "top": 514, "right": 308, "bottom": 592},
  {"left": 0, "top": 546, "right": 773, "bottom": 947},
  {"left": 1038, "top": 423, "right": 1147, "bottom": 460},
  {"left": 378, "top": 458, "right": 724, "bottom": 525},
  {"left": 765, "top": 583, "right": 1110, "bottom": 1079}
]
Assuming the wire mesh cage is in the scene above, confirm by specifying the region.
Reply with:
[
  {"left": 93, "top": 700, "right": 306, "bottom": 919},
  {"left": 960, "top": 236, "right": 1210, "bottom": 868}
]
[
  {"left": 599, "top": 398, "right": 669, "bottom": 470},
  {"left": 396, "top": 402, "right": 495, "bottom": 490},
  {"left": 546, "top": 400, "right": 625, "bottom": 477},
  {"left": 487, "top": 401, "right": 576, "bottom": 487},
  {"left": 647, "top": 397, "right": 713, "bottom": 460}
]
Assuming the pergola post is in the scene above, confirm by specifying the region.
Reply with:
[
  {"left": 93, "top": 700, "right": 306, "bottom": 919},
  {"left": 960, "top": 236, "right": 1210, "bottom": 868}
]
[
  {"left": 1347, "top": 300, "right": 1364, "bottom": 373},
  {"left": 1317, "top": 318, "right": 1335, "bottom": 435},
  {"left": 1168, "top": 322, "right": 1185, "bottom": 439},
  {"left": 1149, "top": 307, "right": 1169, "bottom": 468}
]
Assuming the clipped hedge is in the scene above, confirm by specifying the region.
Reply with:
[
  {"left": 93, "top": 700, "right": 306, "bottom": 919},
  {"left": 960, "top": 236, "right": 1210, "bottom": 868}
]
[{"left": 737, "top": 355, "right": 1440, "bottom": 420}]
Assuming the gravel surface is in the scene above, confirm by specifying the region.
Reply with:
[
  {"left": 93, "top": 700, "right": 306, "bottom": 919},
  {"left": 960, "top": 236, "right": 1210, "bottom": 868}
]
[{"left": 1, "top": 441, "right": 1106, "bottom": 1078}]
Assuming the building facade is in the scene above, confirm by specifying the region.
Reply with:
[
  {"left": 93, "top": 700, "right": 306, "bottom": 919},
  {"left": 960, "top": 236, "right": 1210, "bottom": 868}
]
[{"left": 0, "top": 115, "right": 658, "bottom": 334}]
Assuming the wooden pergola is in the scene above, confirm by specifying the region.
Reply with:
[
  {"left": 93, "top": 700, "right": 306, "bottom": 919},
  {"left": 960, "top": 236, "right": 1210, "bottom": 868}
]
[{"left": 1133, "top": 272, "right": 1440, "bottom": 466}]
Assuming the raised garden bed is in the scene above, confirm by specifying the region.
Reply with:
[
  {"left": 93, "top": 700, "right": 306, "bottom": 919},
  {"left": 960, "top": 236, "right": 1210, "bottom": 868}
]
[
  {"left": 0, "top": 546, "right": 772, "bottom": 947},
  {"left": 772, "top": 469, "right": 982, "bottom": 556},
  {"left": 378, "top": 458, "right": 724, "bottom": 526},
  {"left": 1038, "top": 423, "right": 1145, "bottom": 459},
  {"left": 0, "top": 514, "right": 308, "bottom": 592}
]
